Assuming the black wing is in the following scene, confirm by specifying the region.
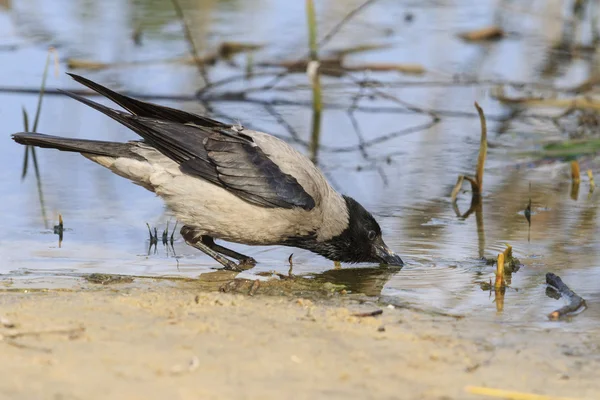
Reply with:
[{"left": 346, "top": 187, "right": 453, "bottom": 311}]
[
  {"left": 67, "top": 73, "right": 226, "bottom": 128},
  {"left": 60, "top": 84, "right": 315, "bottom": 211}
]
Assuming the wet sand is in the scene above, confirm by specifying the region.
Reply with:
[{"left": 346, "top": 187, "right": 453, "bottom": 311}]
[{"left": 1, "top": 279, "right": 598, "bottom": 400}]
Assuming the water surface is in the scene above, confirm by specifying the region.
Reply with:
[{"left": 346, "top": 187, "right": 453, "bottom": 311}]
[{"left": 0, "top": 0, "right": 598, "bottom": 331}]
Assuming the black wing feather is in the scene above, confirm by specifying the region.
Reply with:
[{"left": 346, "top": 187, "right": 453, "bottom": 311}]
[
  {"left": 61, "top": 79, "right": 316, "bottom": 211},
  {"left": 66, "top": 73, "right": 226, "bottom": 128}
]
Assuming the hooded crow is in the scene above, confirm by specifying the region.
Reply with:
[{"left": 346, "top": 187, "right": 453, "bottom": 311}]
[{"left": 12, "top": 74, "right": 403, "bottom": 270}]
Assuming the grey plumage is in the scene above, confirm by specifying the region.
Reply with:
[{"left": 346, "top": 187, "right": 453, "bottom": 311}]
[{"left": 12, "top": 74, "right": 403, "bottom": 269}]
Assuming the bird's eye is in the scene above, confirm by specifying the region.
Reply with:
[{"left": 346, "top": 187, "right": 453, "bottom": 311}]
[{"left": 367, "top": 230, "right": 376, "bottom": 241}]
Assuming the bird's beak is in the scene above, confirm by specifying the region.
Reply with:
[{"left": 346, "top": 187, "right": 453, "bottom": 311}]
[{"left": 373, "top": 239, "right": 404, "bottom": 266}]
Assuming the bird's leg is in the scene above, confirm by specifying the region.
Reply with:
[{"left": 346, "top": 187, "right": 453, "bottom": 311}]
[
  {"left": 180, "top": 226, "right": 239, "bottom": 270},
  {"left": 180, "top": 226, "right": 255, "bottom": 271},
  {"left": 201, "top": 236, "right": 257, "bottom": 266}
]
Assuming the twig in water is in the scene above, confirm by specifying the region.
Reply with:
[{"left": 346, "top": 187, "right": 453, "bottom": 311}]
[
  {"left": 288, "top": 254, "right": 294, "bottom": 276},
  {"left": 570, "top": 161, "right": 581, "bottom": 200},
  {"left": 587, "top": 169, "right": 595, "bottom": 193},
  {"left": 494, "top": 253, "right": 506, "bottom": 313},
  {"left": 546, "top": 273, "right": 587, "bottom": 320},
  {"left": 451, "top": 103, "right": 487, "bottom": 202},
  {"left": 525, "top": 183, "right": 532, "bottom": 226},
  {"left": 458, "top": 26, "right": 505, "bottom": 42},
  {"left": 20, "top": 107, "right": 29, "bottom": 180},
  {"left": 571, "top": 160, "right": 581, "bottom": 183},
  {"left": 495, "top": 253, "right": 505, "bottom": 289},
  {"left": 53, "top": 214, "right": 64, "bottom": 248}
]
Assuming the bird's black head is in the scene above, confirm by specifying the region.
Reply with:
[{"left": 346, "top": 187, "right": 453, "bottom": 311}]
[{"left": 300, "top": 196, "right": 403, "bottom": 266}]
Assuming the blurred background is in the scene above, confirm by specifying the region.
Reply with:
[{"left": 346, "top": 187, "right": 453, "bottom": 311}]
[{"left": 0, "top": 0, "right": 598, "bottom": 327}]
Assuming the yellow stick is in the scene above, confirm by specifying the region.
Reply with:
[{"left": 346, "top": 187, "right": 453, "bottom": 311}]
[
  {"left": 495, "top": 253, "right": 505, "bottom": 288},
  {"left": 587, "top": 169, "right": 595, "bottom": 191},
  {"left": 571, "top": 161, "right": 581, "bottom": 183},
  {"left": 503, "top": 244, "right": 512, "bottom": 263},
  {"left": 465, "top": 386, "right": 581, "bottom": 400}
]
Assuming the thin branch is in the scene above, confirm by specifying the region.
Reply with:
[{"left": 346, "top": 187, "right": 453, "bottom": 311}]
[
  {"left": 316, "top": 0, "right": 379, "bottom": 49},
  {"left": 263, "top": 104, "right": 302, "bottom": 142},
  {"left": 170, "top": 0, "right": 209, "bottom": 86},
  {"left": 261, "top": 0, "right": 379, "bottom": 91}
]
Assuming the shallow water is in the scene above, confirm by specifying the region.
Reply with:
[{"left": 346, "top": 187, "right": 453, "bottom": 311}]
[{"left": 0, "top": 0, "right": 599, "bottom": 330}]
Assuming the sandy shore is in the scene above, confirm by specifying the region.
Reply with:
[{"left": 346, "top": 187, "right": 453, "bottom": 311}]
[{"left": 0, "top": 278, "right": 598, "bottom": 400}]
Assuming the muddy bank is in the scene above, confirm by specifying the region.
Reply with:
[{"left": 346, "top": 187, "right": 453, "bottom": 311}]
[{"left": 0, "top": 281, "right": 598, "bottom": 400}]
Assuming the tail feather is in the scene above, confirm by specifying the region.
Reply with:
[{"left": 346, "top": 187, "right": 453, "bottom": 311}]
[
  {"left": 11, "top": 132, "right": 142, "bottom": 160},
  {"left": 66, "top": 73, "right": 226, "bottom": 128}
]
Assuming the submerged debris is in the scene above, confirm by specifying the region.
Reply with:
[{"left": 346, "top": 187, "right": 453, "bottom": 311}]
[
  {"left": 248, "top": 279, "right": 260, "bottom": 296},
  {"left": 84, "top": 273, "right": 134, "bottom": 285},
  {"left": 546, "top": 273, "right": 587, "bottom": 320},
  {"left": 502, "top": 244, "right": 521, "bottom": 274}
]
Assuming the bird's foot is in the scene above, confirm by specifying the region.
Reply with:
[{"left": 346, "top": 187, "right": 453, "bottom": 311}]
[
  {"left": 223, "top": 257, "right": 255, "bottom": 272},
  {"left": 238, "top": 257, "right": 257, "bottom": 268},
  {"left": 181, "top": 226, "right": 257, "bottom": 271}
]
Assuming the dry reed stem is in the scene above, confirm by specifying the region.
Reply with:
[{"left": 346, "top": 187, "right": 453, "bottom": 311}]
[
  {"left": 450, "top": 175, "right": 465, "bottom": 202},
  {"left": 459, "top": 26, "right": 504, "bottom": 41},
  {"left": 495, "top": 253, "right": 505, "bottom": 289},
  {"left": 503, "top": 244, "right": 512, "bottom": 264},
  {"left": 474, "top": 102, "right": 487, "bottom": 192},
  {"left": 587, "top": 169, "right": 595, "bottom": 191},
  {"left": 571, "top": 161, "right": 581, "bottom": 183},
  {"left": 492, "top": 86, "right": 600, "bottom": 111},
  {"left": 306, "top": 0, "right": 322, "bottom": 163},
  {"left": 344, "top": 62, "right": 425, "bottom": 74},
  {"left": 450, "top": 103, "right": 487, "bottom": 202}
]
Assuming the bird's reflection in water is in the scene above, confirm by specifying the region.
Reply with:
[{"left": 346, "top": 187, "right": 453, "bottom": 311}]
[
  {"left": 310, "top": 265, "right": 403, "bottom": 296},
  {"left": 197, "top": 265, "right": 403, "bottom": 298}
]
